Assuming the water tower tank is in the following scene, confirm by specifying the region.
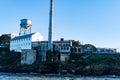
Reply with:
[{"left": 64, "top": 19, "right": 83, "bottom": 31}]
[{"left": 20, "top": 19, "right": 32, "bottom": 29}]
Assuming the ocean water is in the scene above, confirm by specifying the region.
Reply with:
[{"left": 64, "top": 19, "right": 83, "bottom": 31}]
[{"left": 0, "top": 73, "right": 120, "bottom": 80}]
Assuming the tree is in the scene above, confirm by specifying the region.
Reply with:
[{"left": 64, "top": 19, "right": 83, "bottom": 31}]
[
  {"left": 0, "top": 34, "right": 11, "bottom": 45},
  {"left": 46, "top": 50, "right": 53, "bottom": 62},
  {"left": 72, "top": 40, "right": 81, "bottom": 46},
  {"left": 83, "top": 44, "right": 96, "bottom": 53}
]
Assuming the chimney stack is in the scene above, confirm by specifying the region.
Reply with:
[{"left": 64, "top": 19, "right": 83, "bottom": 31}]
[{"left": 48, "top": 0, "right": 54, "bottom": 51}]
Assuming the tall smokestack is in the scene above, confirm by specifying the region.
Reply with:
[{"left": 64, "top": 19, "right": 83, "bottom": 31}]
[{"left": 48, "top": 0, "right": 54, "bottom": 51}]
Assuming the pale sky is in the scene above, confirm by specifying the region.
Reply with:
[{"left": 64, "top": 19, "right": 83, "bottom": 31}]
[{"left": 0, "top": 0, "right": 120, "bottom": 51}]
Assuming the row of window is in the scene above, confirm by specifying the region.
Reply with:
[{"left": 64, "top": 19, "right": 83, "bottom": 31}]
[
  {"left": 61, "top": 47, "right": 69, "bottom": 50},
  {"left": 11, "top": 42, "right": 31, "bottom": 47},
  {"left": 71, "top": 48, "right": 81, "bottom": 52}
]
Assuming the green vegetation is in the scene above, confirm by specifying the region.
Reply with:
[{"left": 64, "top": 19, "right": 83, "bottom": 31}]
[
  {"left": 68, "top": 53, "right": 120, "bottom": 75},
  {"left": 0, "top": 48, "right": 59, "bottom": 73},
  {"left": 1, "top": 46, "right": 120, "bottom": 75},
  {"left": 83, "top": 44, "right": 97, "bottom": 53},
  {"left": 72, "top": 40, "right": 81, "bottom": 46},
  {"left": 0, "top": 47, "right": 21, "bottom": 72},
  {"left": 0, "top": 34, "right": 11, "bottom": 45},
  {"left": 39, "top": 62, "right": 59, "bottom": 74},
  {"left": 46, "top": 50, "right": 53, "bottom": 62},
  {"left": 0, "top": 47, "right": 21, "bottom": 66}
]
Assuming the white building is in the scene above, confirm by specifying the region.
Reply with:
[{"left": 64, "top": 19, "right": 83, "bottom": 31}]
[
  {"left": 10, "top": 32, "right": 44, "bottom": 64},
  {"left": 10, "top": 32, "right": 43, "bottom": 52}
]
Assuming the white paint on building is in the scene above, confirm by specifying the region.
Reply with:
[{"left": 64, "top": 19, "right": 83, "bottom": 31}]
[{"left": 10, "top": 32, "right": 43, "bottom": 52}]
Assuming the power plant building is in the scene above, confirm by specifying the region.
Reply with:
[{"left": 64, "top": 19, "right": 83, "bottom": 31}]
[{"left": 9, "top": 0, "right": 117, "bottom": 65}]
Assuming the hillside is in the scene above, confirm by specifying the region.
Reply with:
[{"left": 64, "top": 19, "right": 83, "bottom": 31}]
[
  {"left": 0, "top": 47, "right": 120, "bottom": 75},
  {"left": 68, "top": 53, "right": 120, "bottom": 75}
]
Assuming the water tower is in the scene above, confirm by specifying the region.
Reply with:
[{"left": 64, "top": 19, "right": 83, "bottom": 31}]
[{"left": 19, "top": 19, "right": 32, "bottom": 35}]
